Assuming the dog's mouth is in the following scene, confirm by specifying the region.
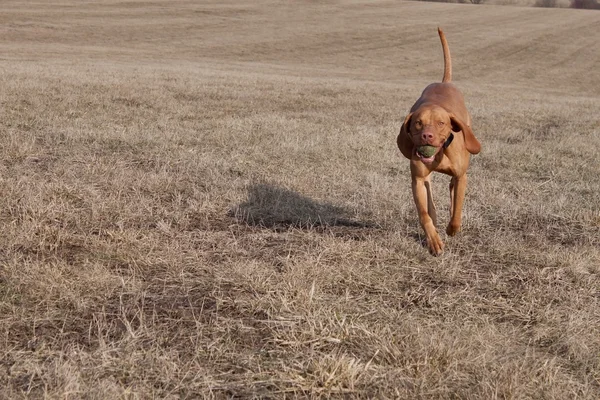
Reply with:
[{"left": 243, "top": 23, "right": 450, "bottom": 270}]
[{"left": 415, "top": 145, "right": 441, "bottom": 164}]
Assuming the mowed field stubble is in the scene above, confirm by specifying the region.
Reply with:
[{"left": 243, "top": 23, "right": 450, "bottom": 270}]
[{"left": 0, "top": 0, "right": 599, "bottom": 398}]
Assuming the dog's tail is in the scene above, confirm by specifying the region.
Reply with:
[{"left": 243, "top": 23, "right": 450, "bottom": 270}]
[{"left": 438, "top": 28, "right": 452, "bottom": 83}]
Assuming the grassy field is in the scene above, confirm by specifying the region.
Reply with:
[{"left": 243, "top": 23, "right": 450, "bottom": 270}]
[{"left": 0, "top": 0, "right": 599, "bottom": 398}]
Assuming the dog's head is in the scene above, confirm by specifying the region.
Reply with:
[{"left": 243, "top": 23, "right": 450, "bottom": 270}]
[{"left": 397, "top": 105, "right": 480, "bottom": 163}]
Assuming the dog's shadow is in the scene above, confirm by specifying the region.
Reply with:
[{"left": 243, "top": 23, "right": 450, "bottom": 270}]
[{"left": 231, "top": 183, "right": 376, "bottom": 230}]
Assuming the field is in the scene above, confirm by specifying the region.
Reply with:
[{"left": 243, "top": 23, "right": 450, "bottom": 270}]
[{"left": 0, "top": 0, "right": 599, "bottom": 398}]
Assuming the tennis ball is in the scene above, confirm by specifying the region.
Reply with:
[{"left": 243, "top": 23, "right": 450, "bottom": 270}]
[{"left": 417, "top": 145, "right": 438, "bottom": 158}]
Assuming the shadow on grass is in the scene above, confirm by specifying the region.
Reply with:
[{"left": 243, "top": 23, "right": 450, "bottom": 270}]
[{"left": 230, "top": 182, "right": 377, "bottom": 230}]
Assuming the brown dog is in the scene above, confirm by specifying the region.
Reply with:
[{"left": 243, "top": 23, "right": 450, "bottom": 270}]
[{"left": 397, "top": 28, "right": 481, "bottom": 256}]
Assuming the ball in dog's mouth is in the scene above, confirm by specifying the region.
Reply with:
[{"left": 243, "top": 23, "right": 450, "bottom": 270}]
[{"left": 416, "top": 145, "right": 438, "bottom": 158}]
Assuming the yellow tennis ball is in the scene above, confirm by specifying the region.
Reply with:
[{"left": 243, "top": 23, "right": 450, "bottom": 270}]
[{"left": 417, "top": 145, "right": 438, "bottom": 158}]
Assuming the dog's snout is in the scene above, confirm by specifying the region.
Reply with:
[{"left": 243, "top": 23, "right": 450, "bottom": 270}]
[{"left": 421, "top": 131, "right": 434, "bottom": 142}]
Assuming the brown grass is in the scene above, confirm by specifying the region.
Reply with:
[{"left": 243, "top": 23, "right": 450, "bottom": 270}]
[{"left": 0, "top": 0, "right": 599, "bottom": 398}]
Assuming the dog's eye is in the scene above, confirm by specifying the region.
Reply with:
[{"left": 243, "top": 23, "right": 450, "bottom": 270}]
[
  {"left": 437, "top": 121, "right": 445, "bottom": 126},
  {"left": 415, "top": 121, "right": 422, "bottom": 128}
]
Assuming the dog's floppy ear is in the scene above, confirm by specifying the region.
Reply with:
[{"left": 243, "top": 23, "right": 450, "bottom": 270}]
[
  {"left": 397, "top": 113, "right": 414, "bottom": 159},
  {"left": 450, "top": 114, "right": 481, "bottom": 155}
]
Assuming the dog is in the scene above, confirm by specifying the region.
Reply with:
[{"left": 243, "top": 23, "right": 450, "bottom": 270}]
[{"left": 397, "top": 28, "right": 481, "bottom": 256}]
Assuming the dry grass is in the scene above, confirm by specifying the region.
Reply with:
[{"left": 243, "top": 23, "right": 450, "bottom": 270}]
[{"left": 0, "top": 0, "right": 599, "bottom": 398}]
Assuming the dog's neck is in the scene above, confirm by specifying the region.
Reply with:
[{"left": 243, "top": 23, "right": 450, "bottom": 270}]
[{"left": 443, "top": 132, "right": 454, "bottom": 149}]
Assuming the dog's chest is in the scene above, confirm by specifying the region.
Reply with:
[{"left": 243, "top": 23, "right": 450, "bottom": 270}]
[{"left": 433, "top": 153, "right": 459, "bottom": 176}]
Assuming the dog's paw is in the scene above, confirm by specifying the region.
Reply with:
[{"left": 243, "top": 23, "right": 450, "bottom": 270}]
[
  {"left": 426, "top": 231, "right": 444, "bottom": 256},
  {"left": 446, "top": 222, "right": 461, "bottom": 236}
]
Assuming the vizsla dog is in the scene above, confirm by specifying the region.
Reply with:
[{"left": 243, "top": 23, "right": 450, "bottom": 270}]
[{"left": 397, "top": 28, "right": 481, "bottom": 256}]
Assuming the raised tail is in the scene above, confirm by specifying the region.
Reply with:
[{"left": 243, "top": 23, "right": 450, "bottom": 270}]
[{"left": 438, "top": 28, "right": 452, "bottom": 83}]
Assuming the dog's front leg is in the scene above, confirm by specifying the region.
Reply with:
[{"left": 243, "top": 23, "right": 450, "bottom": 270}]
[
  {"left": 412, "top": 175, "right": 444, "bottom": 256},
  {"left": 425, "top": 178, "right": 437, "bottom": 227},
  {"left": 447, "top": 174, "right": 467, "bottom": 236}
]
